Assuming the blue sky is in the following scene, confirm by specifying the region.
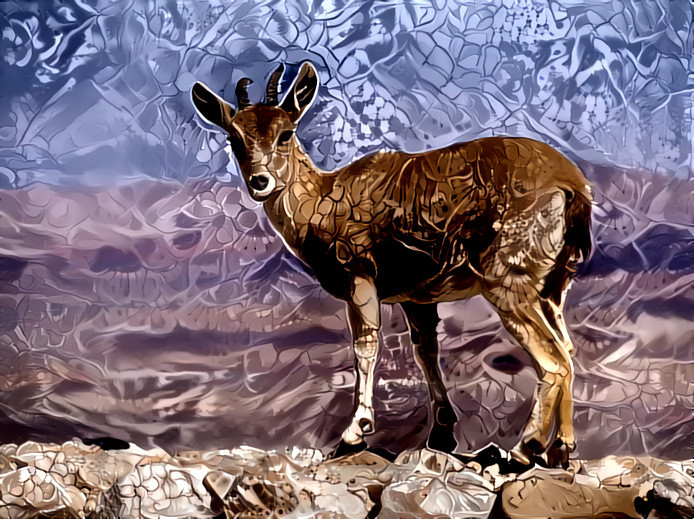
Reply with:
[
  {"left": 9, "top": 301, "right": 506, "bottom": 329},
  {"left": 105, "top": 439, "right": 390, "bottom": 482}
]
[{"left": 1, "top": 0, "right": 692, "bottom": 187}]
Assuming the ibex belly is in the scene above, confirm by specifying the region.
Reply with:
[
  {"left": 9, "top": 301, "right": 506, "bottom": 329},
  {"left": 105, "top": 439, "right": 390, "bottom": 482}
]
[
  {"left": 371, "top": 234, "right": 484, "bottom": 304},
  {"left": 382, "top": 268, "right": 482, "bottom": 304}
]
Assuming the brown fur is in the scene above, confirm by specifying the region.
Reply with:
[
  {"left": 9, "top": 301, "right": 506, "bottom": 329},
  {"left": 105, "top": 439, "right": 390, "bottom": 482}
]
[{"left": 192, "top": 63, "right": 592, "bottom": 464}]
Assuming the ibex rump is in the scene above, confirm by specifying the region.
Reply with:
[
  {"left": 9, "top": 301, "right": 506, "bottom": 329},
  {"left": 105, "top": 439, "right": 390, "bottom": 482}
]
[{"left": 192, "top": 62, "right": 592, "bottom": 465}]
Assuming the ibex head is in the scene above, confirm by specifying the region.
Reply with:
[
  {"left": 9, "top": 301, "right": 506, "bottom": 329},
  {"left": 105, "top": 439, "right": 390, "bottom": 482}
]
[{"left": 192, "top": 62, "right": 319, "bottom": 201}]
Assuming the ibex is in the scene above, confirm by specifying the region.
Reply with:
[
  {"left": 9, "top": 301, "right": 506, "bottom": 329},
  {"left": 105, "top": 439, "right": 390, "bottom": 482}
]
[{"left": 192, "top": 62, "right": 592, "bottom": 466}]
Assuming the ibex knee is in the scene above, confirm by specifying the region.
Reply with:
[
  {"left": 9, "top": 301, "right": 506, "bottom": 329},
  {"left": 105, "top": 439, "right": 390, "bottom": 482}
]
[
  {"left": 538, "top": 355, "right": 572, "bottom": 382},
  {"left": 354, "top": 331, "right": 379, "bottom": 359}
]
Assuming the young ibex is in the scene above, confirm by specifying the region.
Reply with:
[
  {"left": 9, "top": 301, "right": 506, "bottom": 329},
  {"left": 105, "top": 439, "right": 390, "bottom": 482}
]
[{"left": 192, "top": 62, "right": 592, "bottom": 465}]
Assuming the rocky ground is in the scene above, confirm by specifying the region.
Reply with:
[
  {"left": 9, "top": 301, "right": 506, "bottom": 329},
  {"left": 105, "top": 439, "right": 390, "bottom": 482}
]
[{"left": 0, "top": 439, "right": 692, "bottom": 518}]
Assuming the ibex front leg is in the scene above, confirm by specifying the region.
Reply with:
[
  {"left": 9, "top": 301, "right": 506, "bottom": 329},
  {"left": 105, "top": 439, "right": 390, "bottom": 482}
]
[{"left": 341, "top": 276, "right": 381, "bottom": 447}]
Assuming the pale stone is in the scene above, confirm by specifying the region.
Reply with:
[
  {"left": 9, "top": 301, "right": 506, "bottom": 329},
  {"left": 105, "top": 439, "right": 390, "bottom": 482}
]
[{"left": 0, "top": 439, "right": 690, "bottom": 518}]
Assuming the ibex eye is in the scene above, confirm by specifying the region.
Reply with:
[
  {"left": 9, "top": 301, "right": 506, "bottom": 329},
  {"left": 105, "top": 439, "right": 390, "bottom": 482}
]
[{"left": 277, "top": 130, "right": 294, "bottom": 146}]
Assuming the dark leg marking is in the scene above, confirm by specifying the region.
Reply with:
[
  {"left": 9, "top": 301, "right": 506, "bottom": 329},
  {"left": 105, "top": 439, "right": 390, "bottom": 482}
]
[{"left": 401, "top": 302, "right": 458, "bottom": 453}]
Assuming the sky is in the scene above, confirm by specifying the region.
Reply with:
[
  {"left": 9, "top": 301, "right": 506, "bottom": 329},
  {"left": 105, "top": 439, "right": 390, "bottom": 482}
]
[{"left": 1, "top": 0, "right": 692, "bottom": 188}]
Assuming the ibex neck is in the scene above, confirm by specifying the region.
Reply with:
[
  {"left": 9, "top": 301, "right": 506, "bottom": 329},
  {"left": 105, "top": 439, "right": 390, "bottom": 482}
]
[
  {"left": 264, "top": 146, "right": 330, "bottom": 254},
  {"left": 291, "top": 146, "right": 328, "bottom": 191}
]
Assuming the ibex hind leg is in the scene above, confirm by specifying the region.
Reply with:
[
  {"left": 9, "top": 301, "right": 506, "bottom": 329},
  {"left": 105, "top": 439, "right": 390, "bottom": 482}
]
[
  {"left": 480, "top": 188, "right": 576, "bottom": 465},
  {"left": 539, "top": 295, "right": 576, "bottom": 454},
  {"left": 490, "top": 301, "right": 574, "bottom": 465}
]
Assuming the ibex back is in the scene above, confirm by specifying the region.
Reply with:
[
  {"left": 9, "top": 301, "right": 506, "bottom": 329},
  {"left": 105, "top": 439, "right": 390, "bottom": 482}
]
[{"left": 192, "top": 62, "right": 592, "bottom": 466}]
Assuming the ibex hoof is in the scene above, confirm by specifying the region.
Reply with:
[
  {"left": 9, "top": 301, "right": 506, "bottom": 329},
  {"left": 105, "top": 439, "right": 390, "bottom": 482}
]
[
  {"left": 545, "top": 444, "right": 570, "bottom": 469},
  {"left": 501, "top": 447, "right": 547, "bottom": 474},
  {"left": 341, "top": 415, "right": 375, "bottom": 445},
  {"left": 434, "top": 405, "right": 457, "bottom": 427},
  {"left": 509, "top": 438, "right": 545, "bottom": 467},
  {"left": 328, "top": 439, "right": 367, "bottom": 460},
  {"left": 427, "top": 424, "right": 457, "bottom": 453},
  {"left": 545, "top": 438, "right": 574, "bottom": 469},
  {"left": 509, "top": 444, "right": 532, "bottom": 466},
  {"left": 358, "top": 418, "right": 374, "bottom": 434},
  {"left": 556, "top": 437, "right": 576, "bottom": 453}
]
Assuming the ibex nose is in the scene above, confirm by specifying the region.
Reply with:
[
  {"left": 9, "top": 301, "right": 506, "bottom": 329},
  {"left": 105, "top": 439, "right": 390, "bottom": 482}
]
[
  {"left": 246, "top": 172, "right": 277, "bottom": 200},
  {"left": 249, "top": 174, "right": 269, "bottom": 192}
]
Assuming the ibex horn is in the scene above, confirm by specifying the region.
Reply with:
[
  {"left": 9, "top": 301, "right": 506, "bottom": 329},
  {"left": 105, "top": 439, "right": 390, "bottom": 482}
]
[
  {"left": 236, "top": 78, "right": 253, "bottom": 108},
  {"left": 265, "top": 64, "right": 285, "bottom": 105}
]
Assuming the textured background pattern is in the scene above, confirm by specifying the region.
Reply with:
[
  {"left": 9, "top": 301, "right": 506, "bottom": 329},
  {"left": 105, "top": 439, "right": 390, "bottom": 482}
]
[
  {"left": 2, "top": 0, "right": 693, "bottom": 185},
  {"left": 0, "top": 1, "right": 692, "bottom": 460}
]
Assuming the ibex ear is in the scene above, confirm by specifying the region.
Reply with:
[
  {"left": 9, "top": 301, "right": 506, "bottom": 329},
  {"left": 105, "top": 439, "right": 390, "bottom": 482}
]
[
  {"left": 192, "top": 82, "right": 235, "bottom": 130},
  {"left": 280, "top": 62, "right": 319, "bottom": 124}
]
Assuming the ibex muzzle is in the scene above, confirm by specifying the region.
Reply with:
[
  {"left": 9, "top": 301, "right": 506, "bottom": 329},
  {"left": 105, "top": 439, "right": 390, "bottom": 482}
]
[{"left": 192, "top": 62, "right": 592, "bottom": 467}]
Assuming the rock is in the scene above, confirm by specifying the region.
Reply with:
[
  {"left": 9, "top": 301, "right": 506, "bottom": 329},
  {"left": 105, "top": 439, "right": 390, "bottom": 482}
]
[
  {"left": 501, "top": 457, "right": 694, "bottom": 519},
  {"left": 0, "top": 465, "right": 87, "bottom": 514},
  {"left": 0, "top": 440, "right": 691, "bottom": 518},
  {"left": 203, "top": 469, "right": 234, "bottom": 500},
  {"left": 380, "top": 475, "right": 496, "bottom": 518},
  {"left": 379, "top": 449, "right": 497, "bottom": 518}
]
